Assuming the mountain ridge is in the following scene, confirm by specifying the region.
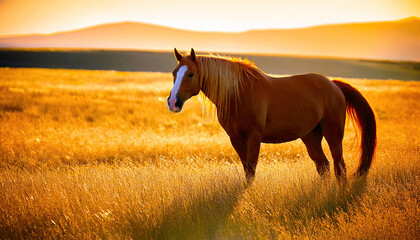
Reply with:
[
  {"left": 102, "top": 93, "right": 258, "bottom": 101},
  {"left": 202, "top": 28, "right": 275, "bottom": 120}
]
[{"left": 1, "top": 17, "right": 419, "bottom": 61}]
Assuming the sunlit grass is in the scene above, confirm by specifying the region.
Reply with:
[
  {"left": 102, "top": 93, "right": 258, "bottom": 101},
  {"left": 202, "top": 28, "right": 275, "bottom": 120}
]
[{"left": 0, "top": 68, "right": 419, "bottom": 239}]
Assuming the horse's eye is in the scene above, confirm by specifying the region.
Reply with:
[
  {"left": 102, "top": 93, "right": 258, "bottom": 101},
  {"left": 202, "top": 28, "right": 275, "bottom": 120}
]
[{"left": 188, "top": 73, "right": 194, "bottom": 78}]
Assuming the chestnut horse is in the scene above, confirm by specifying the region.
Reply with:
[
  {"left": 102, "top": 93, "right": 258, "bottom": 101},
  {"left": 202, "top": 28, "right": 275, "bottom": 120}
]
[{"left": 168, "top": 48, "right": 376, "bottom": 182}]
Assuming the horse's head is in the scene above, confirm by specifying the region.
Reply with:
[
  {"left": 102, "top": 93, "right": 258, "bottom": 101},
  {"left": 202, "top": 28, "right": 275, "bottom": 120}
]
[{"left": 167, "top": 48, "right": 200, "bottom": 112}]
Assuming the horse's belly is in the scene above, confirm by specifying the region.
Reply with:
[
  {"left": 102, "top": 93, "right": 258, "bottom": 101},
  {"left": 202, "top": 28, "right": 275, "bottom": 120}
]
[
  {"left": 262, "top": 106, "right": 320, "bottom": 143},
  {"left": 261, "top": 130, "right": 300, "bottom": 143}
]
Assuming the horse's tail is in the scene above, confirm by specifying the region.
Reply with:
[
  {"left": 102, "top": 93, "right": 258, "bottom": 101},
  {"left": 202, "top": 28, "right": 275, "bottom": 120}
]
[{"left": 333, "top": 80, "right": 377, "bottom": 176}]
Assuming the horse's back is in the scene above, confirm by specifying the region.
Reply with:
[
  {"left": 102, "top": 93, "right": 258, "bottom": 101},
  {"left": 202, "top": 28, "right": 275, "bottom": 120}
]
[
  {"left": 270, "top": 73, "right": 345, "bottom": 108},
  {"left": 286, "top": 73, "right": 347, "bottom": 126},
  {"left": 262, "top": 73, "right": 345, "bottom": 142}
]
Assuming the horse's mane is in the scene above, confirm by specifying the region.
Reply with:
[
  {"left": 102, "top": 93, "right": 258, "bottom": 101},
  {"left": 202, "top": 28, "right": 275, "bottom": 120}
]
[{"left": 185, "top": 54, "right": 266, "bottom": 121}]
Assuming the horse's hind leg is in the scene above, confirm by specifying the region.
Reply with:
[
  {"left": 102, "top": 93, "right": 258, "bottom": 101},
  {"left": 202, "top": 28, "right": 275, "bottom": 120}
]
[
  {"left": 327, "top": 140, "right": 346, "bottom": 179},
  {"left": 323, "top": 119, "right": 347, "bottom": 180},
  {"left": 301, "top": 123, "right": 330, "bottom": 177}
]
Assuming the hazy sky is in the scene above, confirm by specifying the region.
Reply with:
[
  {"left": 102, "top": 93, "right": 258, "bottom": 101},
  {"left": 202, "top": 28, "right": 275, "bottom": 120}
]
[{"left": 0, "top": 0, "right": 419, "bottom": 36}]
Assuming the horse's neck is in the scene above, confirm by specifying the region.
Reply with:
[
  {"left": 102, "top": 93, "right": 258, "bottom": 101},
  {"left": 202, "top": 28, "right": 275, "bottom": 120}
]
[
  {"left": 200, "top": 76, "right": 241, "bottom": 124},
  {"left": 200, "top": 81, "right": 219, "bottom": 108}
]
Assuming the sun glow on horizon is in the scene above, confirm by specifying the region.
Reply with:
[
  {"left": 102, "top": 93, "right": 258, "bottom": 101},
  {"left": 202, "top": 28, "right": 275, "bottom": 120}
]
[{"left": 0, "top": 0, "right": 419, "bottom": 36}]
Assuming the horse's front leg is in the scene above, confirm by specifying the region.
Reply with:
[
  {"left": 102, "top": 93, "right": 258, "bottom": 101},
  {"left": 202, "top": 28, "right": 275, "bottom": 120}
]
[
  {"left": 244, "top": 131, "right": 262, "bottom": 182},
  {"left": 230, "top": 137, "right": 248, "bottom": 176},
  {"left": 230, "top": 131, "right": 262, "bottom": 182},
  {"left": 230, "top": 133, "right": 260, "bottom": 182}
]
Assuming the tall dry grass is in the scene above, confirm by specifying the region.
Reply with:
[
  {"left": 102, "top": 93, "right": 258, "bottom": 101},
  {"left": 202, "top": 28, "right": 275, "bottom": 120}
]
[{"left": 0, "top": 68, "right": 419, "bottom": 239}]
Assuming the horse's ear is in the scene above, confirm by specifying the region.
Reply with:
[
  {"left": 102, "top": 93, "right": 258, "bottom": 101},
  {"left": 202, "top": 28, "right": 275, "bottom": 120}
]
[
  {"left": 174, "top": 48, "right": 183, "bottom": 62},
  {"left": 191, "top": 48, "right": 197, "bottom": 62}
]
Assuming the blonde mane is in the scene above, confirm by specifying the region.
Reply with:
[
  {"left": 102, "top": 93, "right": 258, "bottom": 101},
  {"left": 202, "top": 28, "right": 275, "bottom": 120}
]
[{"left": 186, "top": 54, "right": 266, "bottom": 121}]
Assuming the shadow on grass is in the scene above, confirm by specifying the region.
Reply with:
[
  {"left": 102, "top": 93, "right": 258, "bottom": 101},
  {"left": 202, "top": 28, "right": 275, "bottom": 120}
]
[
  {"left": 128, "top": 174, "right": 249, "bottom": 239},
  {"left": 222, "top": 175, "right": 370, "bottom": 238},
  {"left": 122, "top": 172, "right": 368, "bottom": 239},
  {"left": 277, "top": 176, "right": 369, "bottom": 233}
]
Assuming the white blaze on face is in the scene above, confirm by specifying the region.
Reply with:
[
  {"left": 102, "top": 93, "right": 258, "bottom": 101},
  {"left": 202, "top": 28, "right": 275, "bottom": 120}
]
[{"left": 169, "top": 65, "right": 188, "bottom": 112}]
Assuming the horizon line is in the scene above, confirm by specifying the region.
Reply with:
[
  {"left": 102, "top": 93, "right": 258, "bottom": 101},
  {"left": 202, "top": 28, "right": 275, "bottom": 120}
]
[{"left": 0, "top": 16, "right": 418, "bottom": 38}]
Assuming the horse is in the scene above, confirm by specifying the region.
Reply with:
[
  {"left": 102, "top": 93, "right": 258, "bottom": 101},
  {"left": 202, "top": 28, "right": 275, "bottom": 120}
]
[{"left": 167, "top": 48, "right": 376, "bottom": 182}]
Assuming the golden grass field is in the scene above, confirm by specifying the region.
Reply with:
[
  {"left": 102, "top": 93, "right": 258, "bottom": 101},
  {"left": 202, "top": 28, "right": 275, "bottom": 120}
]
[{"left": 0, "top": 67, "right": 419, "bottom": 239}]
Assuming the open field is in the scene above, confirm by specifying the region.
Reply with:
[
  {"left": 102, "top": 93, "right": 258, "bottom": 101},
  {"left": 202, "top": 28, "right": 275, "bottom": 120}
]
[{"left": 0, "top": 68, "right": 419, "bottom": 239}]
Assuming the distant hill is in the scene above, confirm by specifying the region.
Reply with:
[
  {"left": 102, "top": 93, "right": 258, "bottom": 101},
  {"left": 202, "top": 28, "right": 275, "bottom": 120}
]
[
  {"left": 0, "top": 17, "right": 419, "bottom": 61},
  {"left": 2, "top": 49, "right": 419, "bottom": 80}
]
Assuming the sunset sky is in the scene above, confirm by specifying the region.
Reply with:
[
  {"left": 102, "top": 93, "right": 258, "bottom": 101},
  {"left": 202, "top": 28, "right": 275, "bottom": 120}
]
[{"left": 0, "top": 0, "right": 419, "bottom": 36}]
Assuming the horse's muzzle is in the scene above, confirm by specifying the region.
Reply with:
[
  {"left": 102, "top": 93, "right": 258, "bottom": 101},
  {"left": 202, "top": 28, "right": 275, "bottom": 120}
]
[{"left": 167, "top": 96, "right": 184, "bottom": 112}]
